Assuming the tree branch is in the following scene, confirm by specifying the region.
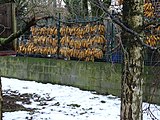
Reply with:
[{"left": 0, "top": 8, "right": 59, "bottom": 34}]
[
  {"left": 91, "top": 0, "right": 160, "bottom": 50},
  {"left": 0, "top": 16, "right": 52, "bottom": 46},
  {"left": 0, "top": 24, "right": 6, "bottom": 36}
]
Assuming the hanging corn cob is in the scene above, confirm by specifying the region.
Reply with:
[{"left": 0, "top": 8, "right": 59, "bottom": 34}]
[
  {"left": 144, "top": 2, "right": 154, "bottom": 18},
  {"left": 145, "top": 35, "right": 160, "bottom": 46}
]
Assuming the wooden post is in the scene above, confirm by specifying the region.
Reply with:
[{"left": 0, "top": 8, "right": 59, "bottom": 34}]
[{"left": 11, "top": 1, "right": 17, "bottom": 50}]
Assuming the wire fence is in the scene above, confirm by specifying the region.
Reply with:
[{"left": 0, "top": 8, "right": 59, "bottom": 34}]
[
  {"left": 16, "top": 15, "right": 160, "bottom": 66},
  {"left": 16, "top": 0, "right": 160, "bottom": 66},
  {"left": 17, "top": 16, "right": 106, "bottom": 62}
]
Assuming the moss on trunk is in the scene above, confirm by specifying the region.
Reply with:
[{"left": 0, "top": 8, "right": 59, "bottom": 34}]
[{"left": 121, "top": 0, "right": 144, "bottom": 120}]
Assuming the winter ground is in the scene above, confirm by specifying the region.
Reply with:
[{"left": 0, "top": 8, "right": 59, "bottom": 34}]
[{"left": 2, "top": 77, "right": 160, "bottom": 120}]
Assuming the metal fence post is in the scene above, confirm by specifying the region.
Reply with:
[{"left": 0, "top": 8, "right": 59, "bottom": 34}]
[{"left": 57, "top": 13, "right": 61, "bottom": 58}]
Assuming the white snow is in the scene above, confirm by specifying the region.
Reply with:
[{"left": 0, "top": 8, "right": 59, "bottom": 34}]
[{"left": 1, "top": 77, "right": 160, "bottom": 120}]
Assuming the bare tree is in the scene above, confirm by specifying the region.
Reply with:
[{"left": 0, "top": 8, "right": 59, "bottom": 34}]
[{"left": 90, "top": 0, "right": 159, "bottom": 120}]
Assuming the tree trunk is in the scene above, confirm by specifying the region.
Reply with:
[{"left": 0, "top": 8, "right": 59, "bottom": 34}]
[
  {"left": 0, "top": 77, "right": 2, "bottom": 120},
  {"left": 82, "top": 0, "right": 88, "bottom": 16},
  {"left": 90, "top": 0, "right": 102, "bottom": 17},
  {"left": 11, "top": 2, "right": 17, "bottom": 50},
  {"left": 121, "top": 0, "right": 144, "bottom": 120},
  {"left": 121, "top": 39, "right": 144, "bottom": 120}
]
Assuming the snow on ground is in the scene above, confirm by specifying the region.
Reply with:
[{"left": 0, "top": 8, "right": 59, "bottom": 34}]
[{"left": 2, "top": 77, "right": 160, "bottom": 120}]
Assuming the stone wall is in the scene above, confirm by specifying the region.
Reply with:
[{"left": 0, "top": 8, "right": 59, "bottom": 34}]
[{"left": 0, "top": 56, "right": 159, "bottom": 104}]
